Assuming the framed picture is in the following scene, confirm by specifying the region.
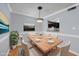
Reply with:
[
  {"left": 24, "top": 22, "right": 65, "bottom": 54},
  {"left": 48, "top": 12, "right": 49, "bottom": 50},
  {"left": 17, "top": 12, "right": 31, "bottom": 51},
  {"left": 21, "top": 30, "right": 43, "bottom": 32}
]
[
  {"left": 48, "top": 21, "right": 59, "bottom": 32},
  {"left": 0, "top": 11, "right": 9, "bottom": 34},
  {"left": 23, "top": 23, "right": 35, "bottom": 31}
]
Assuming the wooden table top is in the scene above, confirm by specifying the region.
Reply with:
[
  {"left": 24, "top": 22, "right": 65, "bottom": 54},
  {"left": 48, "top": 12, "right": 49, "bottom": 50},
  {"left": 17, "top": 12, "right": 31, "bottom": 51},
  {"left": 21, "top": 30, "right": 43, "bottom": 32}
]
[{"left": 28, "top": 34, "right": 63, "bottom": 54}]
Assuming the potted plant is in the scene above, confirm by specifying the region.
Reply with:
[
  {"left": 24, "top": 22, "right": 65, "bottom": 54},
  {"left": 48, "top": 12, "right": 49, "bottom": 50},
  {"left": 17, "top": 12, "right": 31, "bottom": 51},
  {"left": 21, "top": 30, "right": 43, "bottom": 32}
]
[{"left": 10, "top": 31, "right": 19, "bottom": 49}]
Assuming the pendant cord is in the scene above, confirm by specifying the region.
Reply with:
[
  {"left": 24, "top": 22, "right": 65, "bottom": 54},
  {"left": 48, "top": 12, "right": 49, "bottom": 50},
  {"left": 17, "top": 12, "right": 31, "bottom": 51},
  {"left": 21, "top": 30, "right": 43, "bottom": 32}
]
[
  {"left": 38, "top": 6, "right": 42, "bottom": 18},
  {"left": 39, "top": 10, "right": 40, "bottom": 18}
]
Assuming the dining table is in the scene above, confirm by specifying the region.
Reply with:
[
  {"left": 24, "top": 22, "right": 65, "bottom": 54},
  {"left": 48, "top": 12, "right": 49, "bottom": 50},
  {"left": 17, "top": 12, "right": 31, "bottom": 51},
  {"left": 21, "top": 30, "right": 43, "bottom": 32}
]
[{"left": 28, "top": 33, "right": 63, "bottom": 55}]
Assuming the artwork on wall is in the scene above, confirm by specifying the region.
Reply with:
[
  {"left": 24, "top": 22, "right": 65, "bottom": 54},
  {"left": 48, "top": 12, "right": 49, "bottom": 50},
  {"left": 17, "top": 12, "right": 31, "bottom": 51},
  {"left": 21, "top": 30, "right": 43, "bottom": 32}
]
[
  {"left": 48, "top": 21, "right": 59, "bottom": 32},
  {"left": 0, "top": 11, "right": 9, "bottom": 34},
  {"left": 23, "top": 23, "right": 35, "bottom": 31}
]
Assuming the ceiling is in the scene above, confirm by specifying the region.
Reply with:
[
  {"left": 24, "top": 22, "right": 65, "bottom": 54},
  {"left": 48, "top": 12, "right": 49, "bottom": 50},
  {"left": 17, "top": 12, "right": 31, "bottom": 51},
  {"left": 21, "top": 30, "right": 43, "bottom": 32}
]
[{"left": 10, "top": 3, "right": 75, "bottom": 18}]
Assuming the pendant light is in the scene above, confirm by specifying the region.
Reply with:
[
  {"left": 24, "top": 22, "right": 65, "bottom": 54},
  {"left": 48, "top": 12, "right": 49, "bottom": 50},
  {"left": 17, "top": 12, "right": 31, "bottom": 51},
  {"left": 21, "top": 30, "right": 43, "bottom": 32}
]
[{"left": 37, "top": 6, "right": 43, "bottom": 22}]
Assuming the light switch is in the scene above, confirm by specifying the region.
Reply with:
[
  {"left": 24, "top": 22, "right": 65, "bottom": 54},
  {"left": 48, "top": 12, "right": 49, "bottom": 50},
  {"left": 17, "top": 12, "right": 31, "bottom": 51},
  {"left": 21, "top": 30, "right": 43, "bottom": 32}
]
[{"left": 72, "top": 27, "right": 76, "bottom": 30}]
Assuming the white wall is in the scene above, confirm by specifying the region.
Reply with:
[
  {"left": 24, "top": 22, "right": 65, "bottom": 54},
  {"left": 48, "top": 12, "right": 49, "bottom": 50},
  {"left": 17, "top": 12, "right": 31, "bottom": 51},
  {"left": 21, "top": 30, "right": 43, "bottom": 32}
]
[
  {"left": 10, "top": 13, "right": 36, "bottom": 33},
  {"left": 0, "top": 3, "right": 11, "bottom": 55},
  {"left": 11, "top": 12, "right": 45, "bottom": 34},
  {"left": 0, "top": 33, "right": 9, "bottom": 56},
  {"left": 46, "top": 5, "right": 79, "bottom": 35}
]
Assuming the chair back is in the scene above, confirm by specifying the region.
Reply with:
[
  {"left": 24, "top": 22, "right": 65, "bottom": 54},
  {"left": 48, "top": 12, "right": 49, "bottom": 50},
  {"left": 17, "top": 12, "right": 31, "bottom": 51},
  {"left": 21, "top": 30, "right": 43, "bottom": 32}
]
[
  {"left": 58, "top": 41, "right": 71, "bottom": 56},
  {"left": 21, "top": 39, "right": 30, "bottom": 56}
]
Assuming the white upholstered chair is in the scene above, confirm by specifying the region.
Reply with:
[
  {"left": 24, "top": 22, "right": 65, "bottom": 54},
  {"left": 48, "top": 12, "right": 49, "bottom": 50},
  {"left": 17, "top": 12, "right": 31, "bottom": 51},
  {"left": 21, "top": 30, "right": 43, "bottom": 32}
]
[
  {"left": 21, "top": 39, "right": 30, "bottom": 56},
  {"left": 48, "top": 40, "right": 71, "bottom": 56},
  {"left": 57, "top": 40, "right": 71, "bottom": 56}
]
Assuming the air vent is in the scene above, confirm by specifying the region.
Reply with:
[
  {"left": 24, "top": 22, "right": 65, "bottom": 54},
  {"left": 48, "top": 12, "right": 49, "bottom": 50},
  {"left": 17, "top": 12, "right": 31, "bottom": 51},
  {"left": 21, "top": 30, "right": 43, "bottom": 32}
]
[{"left": 67, "top": 6, "right": 76, "bottom": 11}]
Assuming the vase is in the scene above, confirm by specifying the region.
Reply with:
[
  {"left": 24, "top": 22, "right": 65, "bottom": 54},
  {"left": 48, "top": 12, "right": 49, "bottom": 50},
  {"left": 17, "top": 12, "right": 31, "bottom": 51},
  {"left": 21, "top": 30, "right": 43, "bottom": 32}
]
[{"left": 12, "top": 45, "right": 16, "bottom": 49}]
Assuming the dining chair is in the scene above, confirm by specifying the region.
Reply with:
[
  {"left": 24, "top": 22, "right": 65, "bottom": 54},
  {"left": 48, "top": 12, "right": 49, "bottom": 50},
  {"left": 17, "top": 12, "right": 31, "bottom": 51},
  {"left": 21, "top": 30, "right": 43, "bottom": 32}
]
[
  {"left": 57, "top": 40, "right": 71, "bottom": 56},
  {"left": 48, "top": 40, "right": 71, "bottom": 56},
  {"left": 21, "top": 39, "right": 30, "bottom": 56}
]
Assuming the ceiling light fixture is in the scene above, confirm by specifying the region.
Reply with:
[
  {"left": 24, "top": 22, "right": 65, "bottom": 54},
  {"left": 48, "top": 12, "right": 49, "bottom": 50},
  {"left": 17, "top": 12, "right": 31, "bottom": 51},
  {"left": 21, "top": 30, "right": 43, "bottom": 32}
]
[{"left": 37, "top": 6, "right": 43, "bottom": 22}]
